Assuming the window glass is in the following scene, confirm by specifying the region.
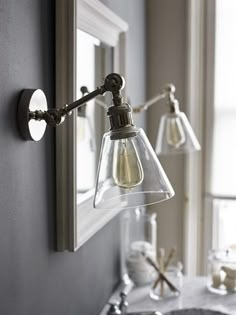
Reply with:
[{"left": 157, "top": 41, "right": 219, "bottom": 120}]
[
  {"left": 211, "top": 0, "right": 236, "bottom": 196},
  {"left": 211, "top": 0, "right": 236, "bottom": 250}
]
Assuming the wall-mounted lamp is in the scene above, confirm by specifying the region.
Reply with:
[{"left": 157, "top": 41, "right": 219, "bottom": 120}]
[{"left": 17, "top": 73, "right": 174, "bottom": 210}]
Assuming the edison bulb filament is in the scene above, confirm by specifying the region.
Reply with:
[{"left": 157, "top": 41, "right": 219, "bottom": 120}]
[{"left": 112, "top": 138, "right": 144, "bottom": 189}]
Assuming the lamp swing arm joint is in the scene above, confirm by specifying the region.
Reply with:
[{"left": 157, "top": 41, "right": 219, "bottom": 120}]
[{"left": 28, "top": 73, "right": 125, "bottom": 128}]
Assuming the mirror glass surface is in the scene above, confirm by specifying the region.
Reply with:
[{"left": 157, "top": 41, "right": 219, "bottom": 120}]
[{"left": 76, "top": 29, "right": 113, "bottom": 203}]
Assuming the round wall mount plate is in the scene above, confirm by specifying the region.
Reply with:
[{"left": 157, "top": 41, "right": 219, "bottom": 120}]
[{"left": 17, "top": 89, "right": 48, "bottom": 141}]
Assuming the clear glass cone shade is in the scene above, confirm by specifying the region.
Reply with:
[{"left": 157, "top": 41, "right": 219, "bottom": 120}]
[
  {"left": 155, "top": 111, "right": 201, "bottom": 155},
  {"left": 93, "top": 128, "right": 174, "bottom": 209}
]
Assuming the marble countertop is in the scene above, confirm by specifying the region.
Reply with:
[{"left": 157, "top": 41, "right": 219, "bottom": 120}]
[{"left": 100, "top": 277, "right": 236, "bottom": 315}]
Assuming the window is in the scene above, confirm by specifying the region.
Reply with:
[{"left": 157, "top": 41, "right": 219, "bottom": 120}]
[
  {"left": 209, "top": 0, "right": 236, "bottom": 250},
  {"left": 185, "top": 0, "right": 236, "bottom": 274},
  {"left": 212, "top": 0, "right": 236, "bottom": 197}
]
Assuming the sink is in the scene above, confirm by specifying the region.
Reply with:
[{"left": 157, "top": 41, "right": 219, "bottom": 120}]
[{"left": 164, "top": 309, "right": 230, "bottom": 315}]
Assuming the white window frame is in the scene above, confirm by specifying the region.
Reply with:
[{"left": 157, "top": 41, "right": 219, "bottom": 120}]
[{"left": 184, "top": 0, "right": 208, "bottom": 275}]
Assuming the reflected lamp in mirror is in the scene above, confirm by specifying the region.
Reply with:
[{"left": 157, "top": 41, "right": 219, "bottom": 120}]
[{"left": 17, "top": 73, "right": 174, "bottom": 210}]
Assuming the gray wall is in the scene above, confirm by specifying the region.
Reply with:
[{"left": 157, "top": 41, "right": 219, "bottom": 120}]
[
  {"left": 0, "top": 0, "right": 146, "bottom": 314},
  {"left": 101, "top": 0, "right": 147, "bottom": 130},
  {"left": 146, "top": 0, "right": 187, "bottom": 262}
]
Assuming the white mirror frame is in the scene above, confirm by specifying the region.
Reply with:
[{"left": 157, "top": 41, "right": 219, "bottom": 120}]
[{"left": 56, "top": 0, "right": 128, "bottom": 251}]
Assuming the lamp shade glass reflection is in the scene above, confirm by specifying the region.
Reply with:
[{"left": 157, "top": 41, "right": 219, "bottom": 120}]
[
  {"left": 155, "top": 111, "right": 201, "bottom": 155},
  {"left": 93, "top": 128, "right": 174, "bottom": 209}
]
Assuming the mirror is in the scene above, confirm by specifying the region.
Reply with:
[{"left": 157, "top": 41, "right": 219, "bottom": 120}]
[
  {"left": 76, "top": 29, "right": 113, "bottom": 203},
  {"left": 56, "top": 0, "right": 128, "bottom": 251},
  {"left": 76, "top": 30, "right": 100, "bottom": 197}
]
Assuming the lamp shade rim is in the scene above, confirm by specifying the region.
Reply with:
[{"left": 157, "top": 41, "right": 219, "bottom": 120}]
[{"left": 93, "top": 190, "right": 175, "bottom": 210}]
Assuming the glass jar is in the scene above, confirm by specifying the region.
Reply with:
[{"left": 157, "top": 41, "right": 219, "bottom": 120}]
[
  {"left": 149, "top": 263, "right": 183, "bottom": 300},
  {"left": 120, "top": 208, "right": 157, "bottom": 286},
  {"left": 207, "top": 249, "right": 236, "bottom": 294}
]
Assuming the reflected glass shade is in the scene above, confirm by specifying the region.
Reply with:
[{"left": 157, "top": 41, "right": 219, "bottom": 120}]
[
  {"left": 93, "top": 128, "right": 174, "bottom": 209},
  {"left": 155, "top": 111, "right": 201, "bottom": 155}
]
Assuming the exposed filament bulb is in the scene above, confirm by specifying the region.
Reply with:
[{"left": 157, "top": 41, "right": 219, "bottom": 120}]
[{"left": 113, "top": 138, "right": 144, "bottom": 189}]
